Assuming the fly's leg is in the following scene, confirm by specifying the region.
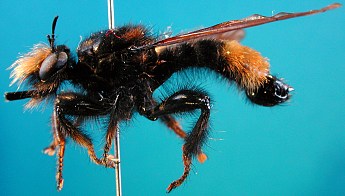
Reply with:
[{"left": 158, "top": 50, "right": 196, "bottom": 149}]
[
  {"left": 43, "top": 115, "right": 58, "bottom": 156},
  {"left": 52, "top": 108, "right": 65, "bottom": 191},
  {"left": 52, "top": 92, "right": 114, "bottom": 190},
  {"left": 140, "top": 89, "right": 211, "bottom": 192},
  {"left": 160, "top": 115, "right": 186, "bottom": 138},
  {"left": 43, "top": 116, "right": 83, "bottom": 156},
  {"left": 101, "top": 96, "right": 121, "bottom": 168},
  {"left": 160, "top": 115, "right": 208, "bottom": 163},
  {"left": 43, "top": 136, "right": 58, "bottom": 156}
]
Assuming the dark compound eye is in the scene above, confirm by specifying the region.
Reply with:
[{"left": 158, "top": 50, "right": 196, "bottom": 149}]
[
  {"left": 246, "top": 75, "right": 294, "bottom": 107},
  {"left": 39, "top": 51, "right": 68, "bottom": 81}
]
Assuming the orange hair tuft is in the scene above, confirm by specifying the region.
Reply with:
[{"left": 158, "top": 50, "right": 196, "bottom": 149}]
[
  {"left": 222, "top": 40, "right": 269, "bottom": 92},
  {"left": 9, "top": 43, "right": 52, "bottom": 87}
]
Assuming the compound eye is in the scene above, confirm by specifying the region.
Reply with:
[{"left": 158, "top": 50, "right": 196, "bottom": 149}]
[{"left": 39, "top": 52, "right": 68, "bottom": 81}]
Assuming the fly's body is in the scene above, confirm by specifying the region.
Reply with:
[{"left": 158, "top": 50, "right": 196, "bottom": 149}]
[{"left": 5, "top": 3, "right": 341, "bottom": 192}]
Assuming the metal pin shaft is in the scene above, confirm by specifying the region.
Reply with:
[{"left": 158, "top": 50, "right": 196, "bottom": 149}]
[
  {"left": 108, "top": 0, "right": 115, "bottom": 29},
  {"left": 113, "top": 127, "right": 122, "bottom": 196},
  {"left": 107, "top": 1, "right": 121, "bottom": 196}
]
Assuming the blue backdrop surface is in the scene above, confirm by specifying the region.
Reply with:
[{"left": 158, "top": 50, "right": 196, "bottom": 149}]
[{"left": 0, "top": 1, "right": 344, "bottom": 195}]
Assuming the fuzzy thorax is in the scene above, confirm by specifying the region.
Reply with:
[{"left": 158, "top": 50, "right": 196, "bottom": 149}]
[
  {"left": 222, "top": 40, "right": 269, "bottom": 92},
  {"left": 9, "top": 43, "right": 52, "bottom": 87}
]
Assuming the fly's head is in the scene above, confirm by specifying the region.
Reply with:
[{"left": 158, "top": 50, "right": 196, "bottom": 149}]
[{"left": 7, "top": 16, "right": 73, "bottom": 108}]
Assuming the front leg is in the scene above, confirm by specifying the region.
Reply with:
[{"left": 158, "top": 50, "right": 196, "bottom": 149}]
[
  {"left": 140, "top": 89, "right": 211, "bottom": 192},
  {"left": 52, "top": 92, "right": 117, "bottom": 190},
  {"left": 44, "top": 116, "right": 83, "bottom": 156}
]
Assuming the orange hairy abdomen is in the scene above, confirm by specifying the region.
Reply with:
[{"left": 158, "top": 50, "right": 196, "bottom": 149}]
[{"left": 222, "top": 40, "right": 269, "bottom": 92}]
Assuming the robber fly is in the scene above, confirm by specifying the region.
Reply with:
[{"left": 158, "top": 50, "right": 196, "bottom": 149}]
[{"left": 5, "top": 3, "right": 341, "bottom": 192}]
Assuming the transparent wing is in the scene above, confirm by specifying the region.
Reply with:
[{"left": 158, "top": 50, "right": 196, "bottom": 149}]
[{"left": 134, "top": 3, "right": 340, "bottom": 50}]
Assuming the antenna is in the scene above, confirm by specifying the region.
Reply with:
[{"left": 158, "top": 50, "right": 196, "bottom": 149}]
[
  {"left": 107, "top": 1, "right": 121, "bottom": 196},
  {"left": 47, "top": 16, "right": 59, "bottom": 51}
]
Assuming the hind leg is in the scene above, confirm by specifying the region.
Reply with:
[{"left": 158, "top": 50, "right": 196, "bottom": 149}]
[
  {"left": 140, "top": 89, "right": 211, "bottom": 192},
  {"left": 160, "top": 115, "right": 207, "bottom": 163}
]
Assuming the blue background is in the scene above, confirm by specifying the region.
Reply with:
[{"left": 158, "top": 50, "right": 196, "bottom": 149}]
[{"left": 0, "top": 0, "right": 344, "bottom": 195}]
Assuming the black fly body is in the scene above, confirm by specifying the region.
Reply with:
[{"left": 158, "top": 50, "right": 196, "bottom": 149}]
[{"left": 5, "top": 3, "right": 341, "bottom": 192}]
